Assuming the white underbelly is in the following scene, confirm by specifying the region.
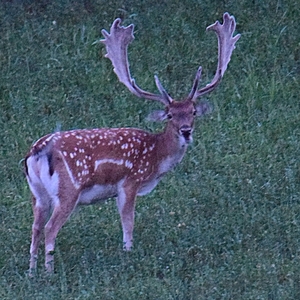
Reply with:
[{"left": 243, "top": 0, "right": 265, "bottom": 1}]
[
  {"left": 137, "top": 177, "right": 160, "bottom": 196},
  {"left": 78, "top": 184, "right": 118, "bottom": 205},
  {"left": 77, "top": 153, "right": 181, "bottom": 203}
]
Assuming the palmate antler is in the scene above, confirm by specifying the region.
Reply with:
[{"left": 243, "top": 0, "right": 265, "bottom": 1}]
[
  {"left": 187, "top": 12, "right": 241, "bottom": 100},
  {"left": 101, "top": 19, "right": 172, "bottom": 105},
  {"left": 101, "top": 12, "right": 240, "bottom": 105}
]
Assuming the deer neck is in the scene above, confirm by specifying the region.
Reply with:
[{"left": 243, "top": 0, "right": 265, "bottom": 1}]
[{"left": 154, "top": 124, "right": 189, "bottom": 173}]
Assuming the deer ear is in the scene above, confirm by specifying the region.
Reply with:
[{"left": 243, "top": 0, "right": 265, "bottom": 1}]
[
  {"left": 146, "top": 110, "right": 168, "bottom": 122},
  {"left": 195, "top": 101, "right": 213, "bottom": 117}
]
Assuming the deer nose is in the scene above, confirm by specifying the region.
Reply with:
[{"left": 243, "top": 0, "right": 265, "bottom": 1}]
[{"left": 179, "top": 126, "right": 193, "bottom": 141}]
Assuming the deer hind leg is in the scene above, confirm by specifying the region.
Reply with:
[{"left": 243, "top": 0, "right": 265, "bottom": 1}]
[
  {"left": 117, "top": 181, "right": 138, "bottom": 251},
  {"left": 29, "top": 196, "right": 51, "bottom": 274},
  {"left": 26, "top": 156, "right": 53, "bottom": 274},
  {"left": 43, "top": 188, "right": 79, "bottom": 273}
]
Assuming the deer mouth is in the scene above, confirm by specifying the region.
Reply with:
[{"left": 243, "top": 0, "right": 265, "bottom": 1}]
[{"left": 179, "top": 127, "right": 193, "bottom": 143}]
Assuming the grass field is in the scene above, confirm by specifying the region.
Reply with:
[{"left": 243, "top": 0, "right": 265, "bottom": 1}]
[{"left": 0, "top": 0, "right": 299, "bottom": 298}]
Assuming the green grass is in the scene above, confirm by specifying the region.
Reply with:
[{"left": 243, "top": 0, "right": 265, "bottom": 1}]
[{"left": 1, "top": 0, "right": 300, "bottom": 298}]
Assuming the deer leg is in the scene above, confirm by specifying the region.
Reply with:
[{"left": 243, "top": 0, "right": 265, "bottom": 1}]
[
  {"left": 44, "top": 191, "right": 79, "bottom": 273},
  {"left": 29, "top": 196, "right": 50, "bottom": 274},
  {"left": 117, "top": 182, "right": 138, "bottom": 251}
]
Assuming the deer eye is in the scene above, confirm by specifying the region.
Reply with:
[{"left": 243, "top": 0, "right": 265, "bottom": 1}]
[
  {"left": 167, "top": 113, "right": 173, "bottom": 120},
  {"left": 193, "top": 110, "right": 197, "bottom": 116}
]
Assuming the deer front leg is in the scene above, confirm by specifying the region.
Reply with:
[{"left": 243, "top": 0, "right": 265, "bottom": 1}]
[{"left": 117, "top": 182, "right": 138, "bottom": 251}]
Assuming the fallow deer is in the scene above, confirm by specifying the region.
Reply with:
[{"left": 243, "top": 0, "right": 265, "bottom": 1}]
[{"left": 25, "top": 12, "right": 240, "bottom": 273}]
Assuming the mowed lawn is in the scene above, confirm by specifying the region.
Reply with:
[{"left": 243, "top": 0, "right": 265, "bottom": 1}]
[{"left": 0, "top": 0, "right": 299, "bottom": 299}]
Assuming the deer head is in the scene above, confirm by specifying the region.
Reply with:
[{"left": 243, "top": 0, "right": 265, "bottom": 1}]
[{"left": 101, "top": 13, "right": 240, "bottom": 143}]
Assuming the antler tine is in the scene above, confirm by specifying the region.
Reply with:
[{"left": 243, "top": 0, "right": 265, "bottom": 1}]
[
  {"left": 154, "top": 75, "right": 173, "bottom": 103},
  {"left": 186, "top": 66, "right": 202, "bottom": 101},
  {"left": 101, "top": 19, "right": 171, "bottom": 106},
  {"left": 191, "top": 12, "right": 240, "bottom": 100}
]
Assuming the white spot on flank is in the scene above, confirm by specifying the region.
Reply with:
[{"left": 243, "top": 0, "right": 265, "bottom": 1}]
[
  {"left": 94, "top": 158, "right": 124, "bottom": 171},
  {"left": 149, "top": 144, "right": 155, "bottom": 151},
  {"left": 125, "top": 160, "right": 133, "bottom": 169}
]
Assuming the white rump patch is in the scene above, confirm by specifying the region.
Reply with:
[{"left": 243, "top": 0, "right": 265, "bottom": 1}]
[{"left": 26, "top": 155, "right": 60, "bottom": 207}]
